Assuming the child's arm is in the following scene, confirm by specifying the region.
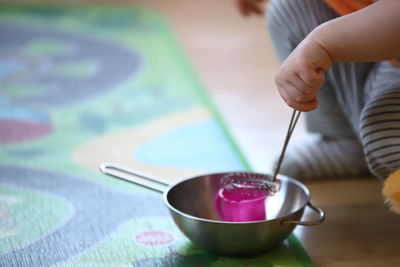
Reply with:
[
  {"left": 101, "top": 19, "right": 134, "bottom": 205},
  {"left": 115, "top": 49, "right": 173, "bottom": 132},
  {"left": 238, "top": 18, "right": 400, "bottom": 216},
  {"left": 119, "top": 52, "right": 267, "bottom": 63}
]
[{"left": 275, "top": 0, "right": 400, "bottom": 111}]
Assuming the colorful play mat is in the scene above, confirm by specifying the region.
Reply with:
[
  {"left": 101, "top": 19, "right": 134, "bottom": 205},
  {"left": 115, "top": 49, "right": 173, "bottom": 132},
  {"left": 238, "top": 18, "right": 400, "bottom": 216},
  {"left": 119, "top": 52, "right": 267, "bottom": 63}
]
[{"left": 0, "top": 5, "right": 314, "bottom": 266}]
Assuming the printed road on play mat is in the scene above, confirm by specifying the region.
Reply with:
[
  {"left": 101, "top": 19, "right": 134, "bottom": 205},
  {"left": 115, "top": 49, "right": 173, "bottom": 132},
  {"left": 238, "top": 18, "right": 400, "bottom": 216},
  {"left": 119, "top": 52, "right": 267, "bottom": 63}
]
[{"left": 0, "top": 5, "right": 313, "bottom": 266}]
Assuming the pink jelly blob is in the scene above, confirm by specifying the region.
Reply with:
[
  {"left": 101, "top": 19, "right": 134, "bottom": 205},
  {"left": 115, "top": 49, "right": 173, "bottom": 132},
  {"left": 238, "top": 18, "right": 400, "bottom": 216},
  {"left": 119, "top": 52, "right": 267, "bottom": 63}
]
[{"left": 214, "top": 186, "right": 267, "bottom": 222}]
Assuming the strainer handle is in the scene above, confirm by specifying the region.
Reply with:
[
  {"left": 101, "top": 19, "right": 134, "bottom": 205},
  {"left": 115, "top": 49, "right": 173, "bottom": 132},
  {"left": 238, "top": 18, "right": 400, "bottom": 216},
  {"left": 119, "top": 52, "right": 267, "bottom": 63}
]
[
  {"left": 281, "top": 202, "right": 325, "bottom": 226},
  {"left": 99, "top": 162, "right": 168, "bottom": 193}
]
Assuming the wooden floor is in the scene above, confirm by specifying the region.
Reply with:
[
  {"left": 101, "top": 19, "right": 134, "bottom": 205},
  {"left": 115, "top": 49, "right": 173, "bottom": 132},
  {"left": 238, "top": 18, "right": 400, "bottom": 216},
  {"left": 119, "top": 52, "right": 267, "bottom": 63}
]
[{"left": 126, "top": 1, "right": 400, "bottom": 266}]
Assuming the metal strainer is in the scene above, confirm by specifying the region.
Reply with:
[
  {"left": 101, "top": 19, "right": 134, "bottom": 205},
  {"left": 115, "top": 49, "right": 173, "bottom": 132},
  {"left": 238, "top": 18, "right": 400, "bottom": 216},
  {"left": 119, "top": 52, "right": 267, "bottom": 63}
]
[{"left": 222, "top": 109, "right": 301, "bottom": 195}]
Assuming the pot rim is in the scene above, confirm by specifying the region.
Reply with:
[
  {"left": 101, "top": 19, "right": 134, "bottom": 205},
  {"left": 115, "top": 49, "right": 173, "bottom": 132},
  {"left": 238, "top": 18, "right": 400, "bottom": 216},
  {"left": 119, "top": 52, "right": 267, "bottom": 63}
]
[{"left": 163, "top": 171, "right": 311, "bottom": 224}]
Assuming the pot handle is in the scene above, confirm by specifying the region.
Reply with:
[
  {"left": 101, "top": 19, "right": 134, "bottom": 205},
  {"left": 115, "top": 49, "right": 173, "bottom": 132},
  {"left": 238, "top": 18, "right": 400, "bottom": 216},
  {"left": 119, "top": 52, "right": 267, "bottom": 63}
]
[
  {"left": 99, "top": 162, "right": 168, "bottom": 193},
  {"left": 281, "top": 202, "right": 325, "bottom": 226}
]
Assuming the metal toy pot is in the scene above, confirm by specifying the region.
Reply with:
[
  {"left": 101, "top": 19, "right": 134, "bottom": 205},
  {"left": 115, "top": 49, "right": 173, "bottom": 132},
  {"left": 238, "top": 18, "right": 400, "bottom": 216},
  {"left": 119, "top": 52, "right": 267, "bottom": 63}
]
[{"left": 100, "top": 162, "right": 325, "bottom": 256}]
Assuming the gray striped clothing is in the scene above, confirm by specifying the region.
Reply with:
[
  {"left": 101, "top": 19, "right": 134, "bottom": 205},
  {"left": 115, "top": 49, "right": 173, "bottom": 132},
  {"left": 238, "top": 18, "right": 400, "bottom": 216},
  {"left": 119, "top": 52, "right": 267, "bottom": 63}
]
[{"left": 266, "top": 0, "right": 400, "bottom": 179}]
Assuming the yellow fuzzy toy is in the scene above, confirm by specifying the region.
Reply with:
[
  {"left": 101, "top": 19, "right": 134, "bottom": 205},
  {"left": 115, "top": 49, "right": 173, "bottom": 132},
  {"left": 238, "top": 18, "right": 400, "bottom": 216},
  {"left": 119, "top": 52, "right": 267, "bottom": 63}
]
[{"left": 383, "top": 170, "right": 400, "bottom": 214}]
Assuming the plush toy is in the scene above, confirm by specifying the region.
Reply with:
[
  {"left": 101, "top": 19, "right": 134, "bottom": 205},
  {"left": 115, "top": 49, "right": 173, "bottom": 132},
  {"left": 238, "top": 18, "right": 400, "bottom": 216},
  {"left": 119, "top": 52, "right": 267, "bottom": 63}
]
[{"left": 383, "top": 170, "right": 400, "bottom": 214}]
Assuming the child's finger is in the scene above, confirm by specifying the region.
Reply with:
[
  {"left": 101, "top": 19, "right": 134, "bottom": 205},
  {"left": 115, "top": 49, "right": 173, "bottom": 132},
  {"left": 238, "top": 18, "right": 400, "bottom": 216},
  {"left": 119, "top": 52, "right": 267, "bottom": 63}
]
[
  {"left": 276, "top": 72, "right": 317, "bottom": 102},
  {"left": 285, "top": 74, "right": 319, "bottom": 100},
  {"left": 278, "top": 85, "right": 318, "bottom": 111},
  {"left": 296, "top": 67, "right": 325, "bottom": 91},
  {"left": 281, "top": 81, "right": 317, "bottom": 104},
  {"left": 297, "top": 99, "right": 318, "bottom": 112}
]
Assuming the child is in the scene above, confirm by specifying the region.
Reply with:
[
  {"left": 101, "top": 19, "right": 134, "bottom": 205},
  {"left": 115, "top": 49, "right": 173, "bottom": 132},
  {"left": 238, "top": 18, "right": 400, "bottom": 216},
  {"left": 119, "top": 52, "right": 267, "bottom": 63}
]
[{"left": 236, "top": 0, "right": 400, "bottom": 213}]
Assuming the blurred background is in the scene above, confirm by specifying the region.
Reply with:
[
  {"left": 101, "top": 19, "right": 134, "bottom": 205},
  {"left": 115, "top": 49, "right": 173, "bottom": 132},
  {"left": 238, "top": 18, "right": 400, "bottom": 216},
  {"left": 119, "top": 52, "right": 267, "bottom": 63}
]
[
  {"left": 115, "top": 0, "right": 308, "bottom": 173},
  {"left": 1, "top": 0, "right": 308, "bottom": 172}
]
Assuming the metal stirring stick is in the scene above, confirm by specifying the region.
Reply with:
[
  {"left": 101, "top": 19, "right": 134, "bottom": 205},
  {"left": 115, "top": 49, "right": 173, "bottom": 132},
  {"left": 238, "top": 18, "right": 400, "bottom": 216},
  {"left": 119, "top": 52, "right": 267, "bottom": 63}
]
[{"left": 272, "top": 109, "right": 301, "bottom": 183}]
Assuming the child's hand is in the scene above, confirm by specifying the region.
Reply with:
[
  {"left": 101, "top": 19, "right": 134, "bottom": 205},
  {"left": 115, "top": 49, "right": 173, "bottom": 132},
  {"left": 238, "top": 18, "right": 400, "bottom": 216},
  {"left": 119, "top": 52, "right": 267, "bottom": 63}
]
[
  {"left": 275, "top": 38, "right": 333, "bottom": 111},
  {"left": 236, "top": 0, "right": 267, "bottom": 17}
]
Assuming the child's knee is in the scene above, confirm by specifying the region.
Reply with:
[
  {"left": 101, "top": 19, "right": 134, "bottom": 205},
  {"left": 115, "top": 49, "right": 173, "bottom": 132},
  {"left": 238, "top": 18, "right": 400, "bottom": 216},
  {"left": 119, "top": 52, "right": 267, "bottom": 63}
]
[{"left": 359, "top": 90, "right": 400, "bottom": 179}]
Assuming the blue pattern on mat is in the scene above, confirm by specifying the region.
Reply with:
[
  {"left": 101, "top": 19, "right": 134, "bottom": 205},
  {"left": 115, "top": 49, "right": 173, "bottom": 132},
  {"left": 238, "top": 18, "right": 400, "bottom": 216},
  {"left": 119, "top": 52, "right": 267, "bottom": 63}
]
[{"left": 134, "top": 119, "right": 243, "bottom": 172}]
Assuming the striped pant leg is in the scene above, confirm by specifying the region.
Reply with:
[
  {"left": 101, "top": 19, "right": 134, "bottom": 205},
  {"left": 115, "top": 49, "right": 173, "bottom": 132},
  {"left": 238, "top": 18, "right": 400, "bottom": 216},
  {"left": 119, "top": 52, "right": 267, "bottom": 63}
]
[
  {"left": 266, "top": 0, "right": 376, "bottom": 179},
  {"left": 359, "top": 62, "right": 400, "bottom": 179},
  {"left": 267, "top": 0, "right": 357, "bottom": 139}
]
